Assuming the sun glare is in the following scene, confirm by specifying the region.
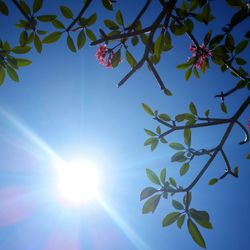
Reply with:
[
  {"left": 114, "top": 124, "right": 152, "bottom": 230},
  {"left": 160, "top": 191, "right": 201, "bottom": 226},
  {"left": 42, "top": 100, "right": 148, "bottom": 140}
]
[{"left": 55, "top": 160, "right": 100, "bottom": 205}]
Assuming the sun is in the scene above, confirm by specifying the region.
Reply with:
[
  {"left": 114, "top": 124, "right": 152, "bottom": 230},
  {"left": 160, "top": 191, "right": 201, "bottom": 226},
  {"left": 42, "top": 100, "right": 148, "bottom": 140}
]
[{"left": 55, "top": 159, "right": 100, "bottom": 205}]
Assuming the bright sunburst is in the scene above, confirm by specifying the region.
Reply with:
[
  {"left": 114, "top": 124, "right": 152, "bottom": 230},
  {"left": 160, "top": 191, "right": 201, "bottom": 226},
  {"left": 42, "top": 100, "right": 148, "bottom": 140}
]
[{"left": 55, "top": 160, "right": 100, "bottom": 205}]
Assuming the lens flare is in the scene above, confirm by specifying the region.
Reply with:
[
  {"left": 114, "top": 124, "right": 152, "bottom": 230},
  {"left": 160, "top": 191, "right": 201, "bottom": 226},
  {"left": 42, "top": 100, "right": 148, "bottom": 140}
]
[{"left": 55, "top": 160, "right": 100, "bottom": 205}]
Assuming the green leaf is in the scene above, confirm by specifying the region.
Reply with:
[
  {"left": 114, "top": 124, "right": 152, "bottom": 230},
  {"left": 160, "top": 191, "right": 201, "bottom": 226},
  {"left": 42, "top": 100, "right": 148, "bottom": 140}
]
[
  {"left": 171, "top": 151, "right": 187, "bottom": 162},
  {"left": 33, "top": 0, "right": 42, "bottom": 13},
  {"left": 131, "top": 36, "right": 138, "bottom": 46},
  {"left": 193, "top": 67, "right": 199, "bottom": 78},
  {"left": 140, "top": 187, "right": 159, "bottom": 201},
  {"left": 208, "top": 178, "right": 218, "bottom": 185},
  {"left": 160, "top": 168, "right": 166, "bottom": 184},
  {"left": 151, "top": 138, "right": 159, "bottom": 151},
  {"left": 16, "top": 58, "right": 32, "bottom": 67},
  {"left": 235, "top": 57, "right": 246, "bottom": 65},
  {"left": 209, "top": 34, "right": 224, "bottom": 49},
  {"left": 172, "top": 200, "right": 184, "bottom": 210},
  {"left": 162, "top": 212, "right": 181, "bottom": 227},
  {"left": 86, "top": 28, "right": 96, "bottom": 41},
  {"left": 169, "top": 177, "right": 177, "bottom": 187},
  {"left": 102, "top": 0, "right": 113, "bottom": 10},
  {"left": 160, "top": 137, "right": 168, "bottom": 144},
  {"left": 111, "top": 49, "right": 121, "bottom": 68},
  {"left": 86, "top": 13, "right": 97, "bottom": 26},
  {"left": 169, "top": 143, "right": 185, "bottom": 150},
  {"left": 247, "top": 153, "right": 250, "bottom": 160},
  {"left": 189, "top": 102, "right": 197, "bottom": 115},
  {"left": 0, "top": 1, "right": 8, "bottom": 16},
  {"left": 0, "top": 66, "right": 6, "bottom": 85},
  {"left": 154, "top": 34, "right": 163, "bottom": 59},
  {"left": 164, "top": 88, "right": 172, "bottom": 96},
  {"left": 6, "top": 65, "right": 19, "bottom": 82},
  {"left": 67, "top": 35, "right": 77, "bottom": 52},
  {"left": 126, "top": 50, "right": 137, "bottom": 68},
  {"left": 12, "top": 46, "right": 31, "bottom": 54},
  {"left": 184, "top": 128, "right": 191, "bottom": 146},
  {"left": 158, "top": 113, "right": 171, "bottom": 121},
  {"left": 205, "top": 109, "right": 210, "bottom": 117},
  {"left": 142, "top": 103, "right": 154, "bottom": 116},
  {"left": 19, "top": 30, "right": 28, "bottom": 46},
  {"left": 115, "top": 10, "right": 124, "bottom": 26},
  {"left": 142, "top": 194, "right": 161, "bottom": 214},
  {"left": 226, "top": 0, "right": 243, "bottom": 7},
  {"left": 176, "top": 62, "right": 190, "bottom": 70},
  {"left": 187, "top": 218, "right": 206, "bottom": 248},
  {"left": 225, "top": 34, "right": 234, "bottom": 51},
  {"left": 20, "top": 1, "right": 31, "bottom": 15},
  {"left": 60, "top": 5, "right": 73, "bottom": 19},
  {"left": 183, "top": 192, "right": 192, "bottom": 208},
  {"left": 52, "top": 19, "right": 65, "bottom": 29},
  {"left": 185, "top": 67, "right": 192, "bottom": 80},
  {"left": 37, "top": 30, "right": 47, "bottom": 35},
  {"left": 180, "top": 163, "right": 190, "bottom": 176},
  {"left": 221, "top": 102, "right": 227, "bottom": 113},
  {"left": 43, "top": 32, "right": 62, "bottom": 44},
  {"left": 235, "top": 40, "right": 248, "bottom": 54},
  {"left": 189, "top": 209, "right": 212, "bottom": 229},
  {"left": 144, "top": 137, "right": 156, "bottom": 146},
  {"left": 6, "top": 56, "right": 18, "bottom": 69},
  {"left": 156, "top": 126, "right": 161, "bottom": 135},
  {"left": 144, "top": 129, "right": 157, "bottom": 136},
  {"left": 104, "top": 19, "right": 119, "bottom": 30},
  {"left": 177, "top": 214, "right": 185, "bottom": 229},
  {"left": 34, "top": 34, "right": 42, "bottom": 53},
  {"left": 37, "top": 15, "right": 56, "bottom": 22},
  {"left": 146, "top": 168, "right": 161, "bottom": 185},
  {"left": 77, "top": 30, "right": 86, "bottom": 49},
  {"left": 3, "top": 41, "right": 11, "bottom": 51},
  {"left": 233, "top": 166, "right": 239, "bottom": 177}
]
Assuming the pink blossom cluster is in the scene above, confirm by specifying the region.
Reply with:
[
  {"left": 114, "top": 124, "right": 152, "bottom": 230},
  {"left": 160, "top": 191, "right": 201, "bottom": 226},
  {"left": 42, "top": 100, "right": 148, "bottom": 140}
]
[
  {"left": 95, "top": 44, "right": 114, "bottom": 68},
  {"left": 248, "top": 118, "right": 250, "bottom": 129},
  {"left": 189, "top": 43, "right": 212, "bottom": 69}
]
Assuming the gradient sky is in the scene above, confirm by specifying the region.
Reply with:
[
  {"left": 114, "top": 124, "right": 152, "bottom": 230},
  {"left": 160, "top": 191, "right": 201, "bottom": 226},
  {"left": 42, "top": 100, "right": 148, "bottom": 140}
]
[{"left": 0, "top": 1, "right": 249, "bottom": 250}]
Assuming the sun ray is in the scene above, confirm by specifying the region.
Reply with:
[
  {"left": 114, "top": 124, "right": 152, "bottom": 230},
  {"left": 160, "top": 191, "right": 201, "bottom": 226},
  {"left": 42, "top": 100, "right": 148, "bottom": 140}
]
[
  {"left": 97, "top": 197, "right": 151, "bottom": 250},
  {"left": 0, "top": 107, "right": 64, "bottom": 165}
]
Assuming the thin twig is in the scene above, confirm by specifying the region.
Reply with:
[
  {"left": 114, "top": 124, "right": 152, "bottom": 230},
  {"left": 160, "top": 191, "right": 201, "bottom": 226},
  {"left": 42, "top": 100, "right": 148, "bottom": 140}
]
[
  {"left": 12, "top": 0, "right": 31, "bottom": 21},
  {"left": 146, "top": 58, "right": 166, "bottom": 90},
  {"left": 127, "top": 0, "right": 152, "bottom": 32},
  {"left": 91, "top": 26, "right": 153, "bottom": 46},
  {"left": 66, "top": 0, "right": 93, "bottom": 32},
  {"left": 156, "top": 118, "right": 231, "bottom": 138},
  {"left": 118, "top": 0, "right": 177, "bottom": 87},
  {"left": 236, "top": 120, "right": 249, "bottom": 144},
  {"left": 220, "top": 149, "right": 231, "bottom": 172}
]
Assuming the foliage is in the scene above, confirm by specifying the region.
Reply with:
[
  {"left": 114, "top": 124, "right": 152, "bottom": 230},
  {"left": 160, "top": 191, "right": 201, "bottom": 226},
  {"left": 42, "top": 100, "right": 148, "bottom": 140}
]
[{"left": 0, "top": 0, "right": 249, "bottom": 248}]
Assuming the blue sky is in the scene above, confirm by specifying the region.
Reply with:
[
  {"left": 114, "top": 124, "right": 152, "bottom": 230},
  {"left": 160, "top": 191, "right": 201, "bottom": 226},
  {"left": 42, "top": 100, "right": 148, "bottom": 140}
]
[{"left": 0, "top": 1, "right": 249, "bottom": 249}]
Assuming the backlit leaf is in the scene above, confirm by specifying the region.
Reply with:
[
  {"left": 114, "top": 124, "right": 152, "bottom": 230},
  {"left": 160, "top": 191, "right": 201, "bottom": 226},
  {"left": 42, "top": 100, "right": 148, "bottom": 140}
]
[
  {"left": 142, "top": 194, "right": 161, "bottom": 214},
  {"left": 146, "top": 168, "right": 161, "bottom": 185}
]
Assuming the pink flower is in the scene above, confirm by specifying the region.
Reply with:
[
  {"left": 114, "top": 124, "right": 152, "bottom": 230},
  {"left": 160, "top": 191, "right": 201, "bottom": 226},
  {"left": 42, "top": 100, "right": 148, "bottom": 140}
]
[
  {"left": 95, "top": 44, "right": 114, "bottom": 68},
  {"left": 189, "top": 43, "right": 212, "bottom": 69},
  {"left": 247, "top": 118, "right": 250, "bottom": 129}
]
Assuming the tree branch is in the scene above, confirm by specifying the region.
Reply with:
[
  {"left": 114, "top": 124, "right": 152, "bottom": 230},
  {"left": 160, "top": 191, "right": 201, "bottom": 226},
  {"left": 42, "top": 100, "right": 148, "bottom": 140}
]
[
  {"left": 66, "top": 0, "right": 93, "bottom": 32},
  {"left": 155, "top": 118, "right": 230, "bottom": 139},
  {"left": 118, "top": 0, "right": 177, "bottom": 88},
  {"left": 170, "top": 14, "right": 248, "bottom": 82},
  {"left": 163, "top": 96, "right": 249, "bottom": 194},
  {"left": 146, "top": 58, "right": 166, "bottom": 90}
]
